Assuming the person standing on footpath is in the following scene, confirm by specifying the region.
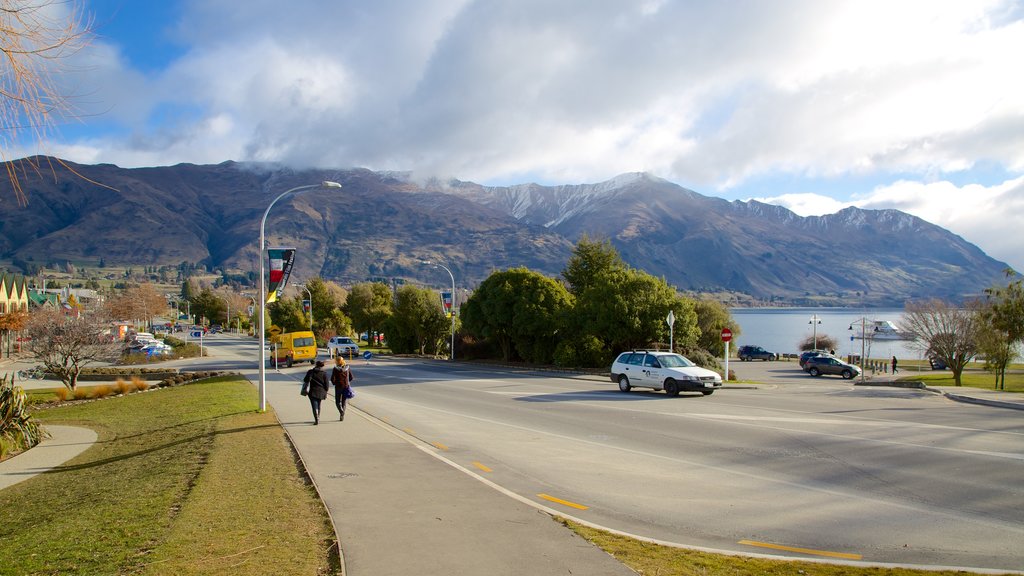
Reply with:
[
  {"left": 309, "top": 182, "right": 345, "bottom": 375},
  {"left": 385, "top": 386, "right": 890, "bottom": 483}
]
[
  {"left": 301, "top": 360, "right": 330, "bottom": 425},
  {"left": 331, "top": 356, "right": 354, "bottom": 421},
  {"left": 891, "top": 355, "right": 898, "bottom": 374}
]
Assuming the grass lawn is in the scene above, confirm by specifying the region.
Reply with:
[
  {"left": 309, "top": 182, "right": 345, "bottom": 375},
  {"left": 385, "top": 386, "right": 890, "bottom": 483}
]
[
  {"left": 562, "top": 519, "right": 1009, "bottom": 576},
  {"left": 897, "top": 370, "right": 1024, "bottom": 392},
  {"left": 0, "top": 377, "right": 338, "bottom": 575}
]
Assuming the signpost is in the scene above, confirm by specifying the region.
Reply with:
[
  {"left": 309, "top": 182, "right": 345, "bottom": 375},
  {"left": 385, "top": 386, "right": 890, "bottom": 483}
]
[
  {"left": 721, "top": 327, "right": 733, "bottom": 383},
  {"left": 666, "top": 310, "right": 676, "bottom": 352},
  {"left": 191, "top": 330, "right": 204, "bottom": 358}
]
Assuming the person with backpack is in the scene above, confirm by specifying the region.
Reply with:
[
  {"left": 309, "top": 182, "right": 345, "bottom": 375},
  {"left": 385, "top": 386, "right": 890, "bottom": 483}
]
[
  {"left": 301, "top": 360, "right": 330, "bottom": 425},
  {"left": 331, "top": 356, "right": 355, "bottom": 421}
]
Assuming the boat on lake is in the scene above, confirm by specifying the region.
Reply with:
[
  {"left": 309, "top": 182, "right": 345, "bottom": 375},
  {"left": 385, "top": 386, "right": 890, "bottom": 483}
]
[{"left": 853, "top": 320, "right": 913, "bottom": 341}]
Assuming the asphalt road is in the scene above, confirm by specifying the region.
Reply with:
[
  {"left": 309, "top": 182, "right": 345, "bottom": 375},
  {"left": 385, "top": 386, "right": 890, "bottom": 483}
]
[{"left": 13, "top": 335, "right": 1024, "bottom": 571}]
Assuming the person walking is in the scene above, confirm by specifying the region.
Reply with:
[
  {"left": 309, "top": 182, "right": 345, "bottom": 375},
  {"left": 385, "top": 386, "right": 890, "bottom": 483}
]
[
  {"left": 301, "top": 360, "right": 330, "bottom": 425},
  {"left": 331, "top": 356, "right": 354, "bottom": 421},
  {"left": 891, "top": 355, "right": 898, "bottom": 374}
]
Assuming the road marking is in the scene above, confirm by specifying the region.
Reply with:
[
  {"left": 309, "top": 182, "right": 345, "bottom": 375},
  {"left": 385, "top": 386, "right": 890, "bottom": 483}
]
[
  {"left": 431, "top": 441, "right": 449, "bottom": 451},
  {"left": 402, "top": 428, "right": 415, "bottom": 435},
  {"left": 538, "top": 493, "right": 589, "bottom": 510},
  {"left": 472, "top": 461, "right": 492, "bottom": 473},
  {"left": 738, "top": 539, "right": 862, "bottom": 560}
]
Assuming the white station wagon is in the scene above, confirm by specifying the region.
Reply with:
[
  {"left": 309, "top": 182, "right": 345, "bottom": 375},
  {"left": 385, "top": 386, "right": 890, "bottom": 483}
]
[{"left": 610, "top": 350, "right": 722, "bottom": 396}]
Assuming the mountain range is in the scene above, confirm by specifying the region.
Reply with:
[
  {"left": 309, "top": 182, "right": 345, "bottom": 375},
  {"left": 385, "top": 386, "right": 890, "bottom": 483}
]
[{"left": 0, "top": 157, "right": 1009, "bottom": 306}]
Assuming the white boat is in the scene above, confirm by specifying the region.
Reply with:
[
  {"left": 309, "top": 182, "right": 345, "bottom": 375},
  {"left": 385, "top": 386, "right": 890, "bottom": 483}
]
[{"left": 853, "top": 320, "right": 912, "bottom": 341}]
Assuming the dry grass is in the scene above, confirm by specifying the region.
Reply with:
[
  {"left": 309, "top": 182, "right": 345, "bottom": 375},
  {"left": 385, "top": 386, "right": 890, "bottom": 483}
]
[
  {"left": 2, "top": 377, "right": 338, "bottom": 575},
  {"left": 560, "top": 519, "right": 1006, "bottom": 576}
]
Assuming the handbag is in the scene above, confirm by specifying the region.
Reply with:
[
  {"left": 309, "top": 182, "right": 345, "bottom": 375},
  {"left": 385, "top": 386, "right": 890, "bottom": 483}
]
[
  {"left": 300, "top": 381, "right": 309, "bottom": 396},
  {"left": 343, "top": 386, "right": 355, "bottom": 399}
]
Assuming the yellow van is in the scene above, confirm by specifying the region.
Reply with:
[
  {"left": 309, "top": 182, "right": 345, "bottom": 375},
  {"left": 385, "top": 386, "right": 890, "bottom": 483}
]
[{"left": 270, "top": 331, "right": 318, "bottom": 367}]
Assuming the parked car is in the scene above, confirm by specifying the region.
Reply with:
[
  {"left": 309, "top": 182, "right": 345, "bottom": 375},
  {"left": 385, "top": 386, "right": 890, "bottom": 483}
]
[
  {"left": 928, "top": 356, "right": 948, "bottom": 370},
  {"left": 799, "top": 350, "right": 832, "bottom": 368},
  {"left": 803, "top": 356, "right": 861, "bottom": 379},
  {"left": 328, "top": 336, "right": 360, "bottom": 357},
  {"left": 737, "top": 345, "right": 777, "bottom": 361},
  {"left": 610, "top": 350, "right": 722, "bottom": 396}
]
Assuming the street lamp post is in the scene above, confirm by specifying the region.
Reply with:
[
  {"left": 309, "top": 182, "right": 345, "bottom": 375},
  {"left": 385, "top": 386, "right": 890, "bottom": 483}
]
[
  {"left": 809, "top": 313, "right": 822, "bottom": 350},
  {"left": 218, "top": 295, "right": 231, "bottom": 333},
  {"left": 849, "top": 317, "right": 867, "bottom": 382},
  {"left": 258, "top": 181, "right": 342, "bottom": 412},
  {"left": 421, "top": 260, "right": 456, "bottom": 361},
  {"left": 293, "top": 283, "right": 313, "bottom": 332}
]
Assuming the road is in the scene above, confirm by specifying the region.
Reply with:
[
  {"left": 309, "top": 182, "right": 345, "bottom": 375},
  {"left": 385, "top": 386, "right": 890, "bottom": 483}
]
[{"left": 16, "top": 335, "right": 1024, "bottom": 571}]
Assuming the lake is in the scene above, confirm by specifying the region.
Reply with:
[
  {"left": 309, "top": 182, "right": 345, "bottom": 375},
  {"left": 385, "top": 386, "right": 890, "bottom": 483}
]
[{"left": 729, "top": 308, "right": 923, "bottom": 360}]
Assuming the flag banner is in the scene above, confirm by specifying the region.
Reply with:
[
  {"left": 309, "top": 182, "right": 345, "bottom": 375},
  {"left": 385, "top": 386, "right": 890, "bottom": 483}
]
[
  {"left": 266, "top": 247, "right": 296, "bottom": 303},
  {"left": 302, "top": 299, "right": 310, "bottom": 313},
  {"left": 441, "top": 291, "right": 453, "bottom": 311}
]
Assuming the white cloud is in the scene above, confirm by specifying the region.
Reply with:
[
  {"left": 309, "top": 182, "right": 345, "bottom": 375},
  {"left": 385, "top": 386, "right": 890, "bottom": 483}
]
[{"left": 26, "top": 0, "right": 1024, "bottom": 265}]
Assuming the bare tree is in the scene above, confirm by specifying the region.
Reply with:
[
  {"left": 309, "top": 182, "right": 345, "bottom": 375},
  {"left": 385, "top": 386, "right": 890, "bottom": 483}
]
[
  {"left": 26, "top": 308, "right": 119, "bottom": 390},
  {"left": 1, "top": 0, "right": 93, "bottom": 203},
  {"left": 901, "top": 299, "right": 981, "bottom": 386},
  {"left": 104, "top": 283, "right": 168, "bottom": 328}
]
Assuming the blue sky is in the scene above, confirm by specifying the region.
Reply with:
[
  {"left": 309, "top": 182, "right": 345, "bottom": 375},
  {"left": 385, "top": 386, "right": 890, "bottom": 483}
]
[{"left": 10, "top": 0, "right": 1024, "bottom": 273}]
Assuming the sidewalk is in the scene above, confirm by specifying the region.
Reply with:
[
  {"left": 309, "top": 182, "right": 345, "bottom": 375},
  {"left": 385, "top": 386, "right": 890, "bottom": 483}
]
[
  {"left": 262, "top": 367, "right": 635, "bottom": 576},
  {"left": 0, "top": 425, "right": 97, "bottom": 490}
]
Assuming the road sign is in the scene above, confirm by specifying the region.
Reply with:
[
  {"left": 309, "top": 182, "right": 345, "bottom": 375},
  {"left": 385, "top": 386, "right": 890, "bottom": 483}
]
[
  {"left": 721, "top": 328, "right": 733, "bottom": 342},
  {"left": 666, "top": 310, "right": 675, "bottom": 327},
  {"left": 190, "top": 330, "right": 202, "bottom": 338}
]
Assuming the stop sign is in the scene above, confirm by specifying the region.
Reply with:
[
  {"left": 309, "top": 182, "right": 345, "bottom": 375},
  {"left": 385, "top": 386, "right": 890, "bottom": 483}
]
[{"left": 721, "top": 328, "right": 733, "bottom": 342}]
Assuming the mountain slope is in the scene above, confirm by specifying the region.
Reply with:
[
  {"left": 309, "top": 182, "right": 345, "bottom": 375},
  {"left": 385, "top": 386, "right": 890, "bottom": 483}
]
[{"left": 0, "top": 158, "right": 1008, "bottom": 305}]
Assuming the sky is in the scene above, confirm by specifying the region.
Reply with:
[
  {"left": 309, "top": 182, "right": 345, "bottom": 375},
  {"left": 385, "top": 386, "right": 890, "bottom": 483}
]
[{"left": 11, "top": 0, "right": 1024, "bottom": 273}]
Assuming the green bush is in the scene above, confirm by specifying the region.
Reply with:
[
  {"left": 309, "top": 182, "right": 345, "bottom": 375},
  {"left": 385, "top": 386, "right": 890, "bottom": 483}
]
[
  {"left": 554, "top": 335, "right": 610, "bottom": 368},
  {"left": 1, "top": 374, "right": 47, "bottom": 459}
]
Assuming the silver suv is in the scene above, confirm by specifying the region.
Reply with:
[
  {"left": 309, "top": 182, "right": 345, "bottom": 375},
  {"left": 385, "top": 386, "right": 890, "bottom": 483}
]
[
  {"left": 328, "top": 336, "right": 360, "bottom": 357},
  {"left": 610, "top": 350, "right": 722, "bottom": 396}
]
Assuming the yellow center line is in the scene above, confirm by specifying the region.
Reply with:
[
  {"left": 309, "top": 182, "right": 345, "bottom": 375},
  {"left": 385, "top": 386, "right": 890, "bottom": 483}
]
[
  {"left": 472, "top": 461, "right": 493, "bottom": 473},
  {"left": 402, "top": 428, "right": 415, "bottom": 435},
  {"left": 538, "top": 493, "right": 589, "bottom": 510},
  {"left": 431, "top": 441, "right": 449, "bottom": 451},
  {"left": 738, "top": 540, "right": 862, "bottom": 560}
]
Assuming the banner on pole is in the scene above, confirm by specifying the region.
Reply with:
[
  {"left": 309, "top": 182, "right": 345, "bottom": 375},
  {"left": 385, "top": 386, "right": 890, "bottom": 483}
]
[{"left": 266, "top": 247, "right": 296, "bottom": 303}]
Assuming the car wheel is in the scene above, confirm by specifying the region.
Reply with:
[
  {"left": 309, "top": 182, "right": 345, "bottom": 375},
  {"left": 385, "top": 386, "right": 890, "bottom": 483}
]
[
  {"left": 808, "top": 367, "right": 820, "bottom": 377},
  {"left": 618, "top": 376, "right": 631, "bottom": 392},
  {"left": 740, "top": 356, "right": 748, "bottom": 361},
  {"left": 664, "top": 379, "right": 680, "bottom": 397},
  {"left": 768, "top": 355, "right": 777, "bottom": 361},
  {"left": 702, "top": 390, "right": 714, "bottom": 396},
  {"left": 842, "top": 369, "right": 853, "bottom": 379}
]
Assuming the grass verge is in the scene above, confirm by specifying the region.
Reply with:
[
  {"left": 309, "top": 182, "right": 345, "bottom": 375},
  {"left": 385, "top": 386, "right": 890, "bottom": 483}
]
[
  {"left": 897, "top": 371, "right": 1024, "bottom": 392},
  {"left": 0, "top": 376, "right": 338, "bottom": 575},
  {"left": 560, "top": 519, "right": 1008, "bottom": 576}
]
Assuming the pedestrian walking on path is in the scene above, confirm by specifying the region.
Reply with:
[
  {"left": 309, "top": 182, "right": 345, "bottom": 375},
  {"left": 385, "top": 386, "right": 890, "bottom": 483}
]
[
  {"left": 892, "top": 355, "right": 898, "bottom": 374},
  {"left": 301, "top": 360, "right": 330, "bottom": 425},
  {"left": 330, "top": 356, "right": 354, "bottom": 421}
]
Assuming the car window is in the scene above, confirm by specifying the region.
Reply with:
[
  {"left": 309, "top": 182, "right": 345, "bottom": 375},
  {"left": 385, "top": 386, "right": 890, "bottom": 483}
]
[
  {"left": 643, "top": 355, "right": 660, "bottom": 367},
  {"left": 659, "top": 354, "right": 696, "bottom": 368},
  {"left": 294, "top": 337, "right": 315, "bottom": 347},
  {"left": 627, "top": 354, "right": 644, "bottom": 366}
]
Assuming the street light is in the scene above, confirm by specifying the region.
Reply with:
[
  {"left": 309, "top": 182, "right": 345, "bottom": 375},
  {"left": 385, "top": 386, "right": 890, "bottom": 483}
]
[
  {"left": 258, "top": 181, "right": 342, "bottom": 412},
  {"left": 809, "top": 314, "right": 822, "bottom": 350},
  {"left": 218, "top": 294, "right": 231, "bottom": 334},
  {"left": 849, "top": 317, "right": 867, "bottom": 382},
  {"left": 421, "top": 260, "right": 456, "bottom": 361},
  {"left": 293, "top": 283, "right": 313, "bottom": 332}
]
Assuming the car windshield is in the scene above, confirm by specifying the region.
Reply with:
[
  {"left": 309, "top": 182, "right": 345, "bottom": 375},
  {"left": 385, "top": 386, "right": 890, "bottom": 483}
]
[{"left": 657, "top": 354, "right": 696, "bottom": 368}]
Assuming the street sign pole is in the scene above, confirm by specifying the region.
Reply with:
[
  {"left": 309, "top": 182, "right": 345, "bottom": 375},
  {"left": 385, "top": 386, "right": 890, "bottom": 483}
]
[{"left": 721, "top": 328, "right": 733, "bottom": 383}]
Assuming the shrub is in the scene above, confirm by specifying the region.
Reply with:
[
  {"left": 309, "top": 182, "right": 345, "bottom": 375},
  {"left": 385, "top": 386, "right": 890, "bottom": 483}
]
[
  {"left": 135, "top": 380, "right": 150, "bottom": 391},
  {"left": 1, "top": 375, "right": 46, "bottom": 459},
  {"left": 91, "top": 385, "right": 114, "bottom": 399},
  {"left": 115, "top": 379, "right": 132, "bottom": 395},
  {"left": 73, "top": 388, "right": 89, "bottom": 400},
  {"left": 54, "top": 387, "right": 70, "bottom": 402},
  {"left": 554, "top": 335, "right": 609, "bottom": 368}
]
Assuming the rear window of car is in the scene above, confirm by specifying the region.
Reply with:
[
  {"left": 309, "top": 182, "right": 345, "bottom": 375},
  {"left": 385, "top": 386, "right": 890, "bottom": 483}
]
[{"left": 294, "top": 337, "right": 315, "bottom": 347}]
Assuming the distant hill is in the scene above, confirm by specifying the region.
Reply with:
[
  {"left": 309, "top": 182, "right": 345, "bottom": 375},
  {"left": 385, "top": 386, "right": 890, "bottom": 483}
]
[{"left": 0, "top": 158, "right": 1009, "bottom": 306}]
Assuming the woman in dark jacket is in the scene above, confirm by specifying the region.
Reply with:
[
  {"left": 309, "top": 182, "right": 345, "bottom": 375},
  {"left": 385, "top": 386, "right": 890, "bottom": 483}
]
[{"left": 302, "top": 360, "right": 330, "bottom": 424}]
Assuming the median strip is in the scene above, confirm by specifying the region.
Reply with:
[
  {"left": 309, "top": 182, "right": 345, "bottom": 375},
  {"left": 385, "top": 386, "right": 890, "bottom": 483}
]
[
  {"left": 738, "top": 539, "right": 862, "bottom": 560},
  {"left": 538, "top": 493, "right": 589, "bottom": 510}
]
